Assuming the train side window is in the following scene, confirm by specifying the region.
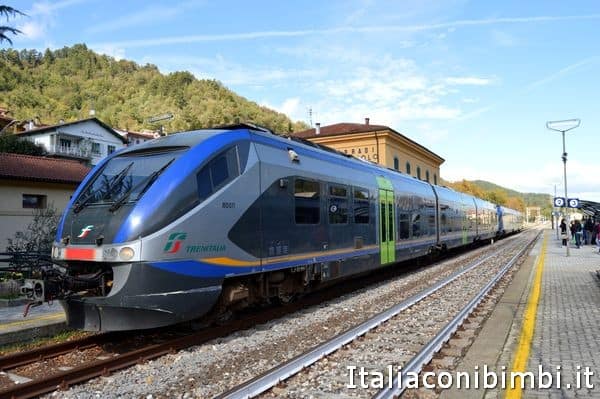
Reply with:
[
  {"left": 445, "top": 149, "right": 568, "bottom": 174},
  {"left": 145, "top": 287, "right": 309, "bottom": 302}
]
[
  {"left": 412, "top": 213, "right": 421, "bottom": 237},
  {"left": 196, "top": 146, "right": 240, "bottom": 202},
  {"left": 399, "top": 212, "right": 410, "bottom": 239},
  {"left": 295, "top": 178, "right": 320, "bottom": 224},
  {"left": 329, "top": 185, "right": 347, "bottom": 197},
  {"left": 329, "top": 184, "right": 348, "bottom": 224},
  {"left": 353, "top": 187, "right": 370, "bottom": 224}
]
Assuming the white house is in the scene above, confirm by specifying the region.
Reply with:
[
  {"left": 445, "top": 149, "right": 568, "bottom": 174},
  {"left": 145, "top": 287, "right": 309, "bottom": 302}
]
[
  {"left": 115, "top": 129, "right": 160, "bottom": 147},
  {"left": 16, "top": 118, "right": 127, "bottom": 166}
]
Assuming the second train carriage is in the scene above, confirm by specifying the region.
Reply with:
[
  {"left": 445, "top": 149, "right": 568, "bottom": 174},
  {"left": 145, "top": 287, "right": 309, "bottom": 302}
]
[{"left": 35, "top": 124, "right": 522, "bottom": 331}]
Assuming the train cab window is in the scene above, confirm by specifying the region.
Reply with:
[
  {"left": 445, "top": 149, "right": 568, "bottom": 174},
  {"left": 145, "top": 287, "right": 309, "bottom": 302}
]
[
  {"left": 295, "top": 178, "right": 320, "bottom": 224},
  {"left": 353, "top": 187, "right": 370, "bottom": 224},
  {"left": 196, "top": 146, "right": 240, "bottom": 202},
  {"left": 329, "top": 184, "right": 348, "bottom": 224}
]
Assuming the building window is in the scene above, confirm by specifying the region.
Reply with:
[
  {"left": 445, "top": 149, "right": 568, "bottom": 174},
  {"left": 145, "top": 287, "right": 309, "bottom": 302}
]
[
  {"left": 417, "top": 167, "right": 421, "bottom": 180},
  {"left": 425, "top": 170, "right": 430, "bottom": 182},
  {"left": 107, "top": 145, "right": 116, "bottom": 154},
  {"left": 22, "top": 194, "right": 47, "bottom": 209},
  {"left": 59, "top": 138, "right": 71, "bottom": 149},
  {"left": 393, "top": 157, "right": 399, "bottom": 171},
  {"left": 406, "top": 162, "right": 411, "bottom": 175},
  {"left": 295, "top": 178, "right": 320, "bottom": 224},
  {"left": 434, "top": 174, "right": 438, "bottom": 185},
  {"left": 91, "top": 142, "right": 100, "bottom": 155}
]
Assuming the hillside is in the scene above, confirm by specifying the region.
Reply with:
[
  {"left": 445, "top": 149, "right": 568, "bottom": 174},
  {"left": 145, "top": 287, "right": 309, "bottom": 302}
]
[
  {"left": 445, "top": 178, "right": 552, "bottom": 216},
  {"left": 470, "top": 180, "right": 552, "bottom": 209},
  {"left": 0, "top": 44, "right": 308, "bottom": 133}
]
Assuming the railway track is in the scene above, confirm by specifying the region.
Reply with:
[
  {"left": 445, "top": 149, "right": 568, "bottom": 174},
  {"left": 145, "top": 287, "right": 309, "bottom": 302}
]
[
  {"left": 217, "top": 230, "right": 540, "bottom": 399},
  {"left": 0, "top": 232, "right": 533, "bottom": 398}
]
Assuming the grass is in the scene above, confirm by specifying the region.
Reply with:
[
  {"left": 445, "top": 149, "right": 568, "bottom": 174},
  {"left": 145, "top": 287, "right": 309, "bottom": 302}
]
[{"left": 0, "top": 330, "right": 92, "bottom": 356}]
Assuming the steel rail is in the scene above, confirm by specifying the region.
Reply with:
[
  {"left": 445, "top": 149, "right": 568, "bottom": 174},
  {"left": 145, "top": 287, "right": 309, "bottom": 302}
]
[
  {"left": 373, "top": 230, "right": 541, "bottom": 399},
  {"left": 216, "top": 233, "right": 536, "bottom": 399},
  {"left": 0, "top": 247, "right": 449, "bottom": 399},
  {"left": 0, "top": 332, "right": 125, "bottom": 371}
]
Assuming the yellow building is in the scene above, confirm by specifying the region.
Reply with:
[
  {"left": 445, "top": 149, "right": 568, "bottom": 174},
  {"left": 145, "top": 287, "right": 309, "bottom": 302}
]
[{"left": 294, "top": 119, "right": 444, "bottom": 185}]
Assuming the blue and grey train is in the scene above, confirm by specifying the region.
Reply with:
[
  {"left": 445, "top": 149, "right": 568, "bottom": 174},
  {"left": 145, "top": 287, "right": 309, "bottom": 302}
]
[{"left": 36, "top": 124, "right": 522, "bottom": 331}]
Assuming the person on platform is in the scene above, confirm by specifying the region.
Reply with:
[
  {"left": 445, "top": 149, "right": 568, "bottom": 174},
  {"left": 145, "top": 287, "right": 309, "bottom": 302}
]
[
  {"left": 560, "top": 219, "right": 568, "bottom": 246},
  {"left": 584, "top": 217, "right": 594, "bottom": 245},
  {"left": 574, "top": 219, "right": 583, "bottom": 248}
]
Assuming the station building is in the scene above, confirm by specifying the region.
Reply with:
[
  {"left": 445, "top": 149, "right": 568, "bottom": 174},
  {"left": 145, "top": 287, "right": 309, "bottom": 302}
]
[{"left": 294, "top": 118, "right": 444, "bottom": 185}]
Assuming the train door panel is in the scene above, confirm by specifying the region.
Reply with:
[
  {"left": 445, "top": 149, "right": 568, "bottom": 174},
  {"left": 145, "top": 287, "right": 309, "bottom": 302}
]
[{"left": 377, "top": 176, "right": 396, "bottom": 265}]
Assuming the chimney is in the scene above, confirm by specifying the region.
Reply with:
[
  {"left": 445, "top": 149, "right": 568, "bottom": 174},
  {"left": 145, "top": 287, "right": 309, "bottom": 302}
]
[
  {"left": 365, "top": 117, "right": 370, "bottom": 125},
  {"left": 315, "top": 122, "right": 321, "bottom": 135}
]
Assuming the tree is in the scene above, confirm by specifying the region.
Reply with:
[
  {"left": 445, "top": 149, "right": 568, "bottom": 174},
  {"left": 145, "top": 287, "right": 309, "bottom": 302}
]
[
  {"left": 0, "top": 133, "right": 46, "bottom": 155},
  {"left": 0, "top": 5, "right": 25, "bottom": 45},
  {"left": 6, "top": 204, "right": 60, "bottom": 254}
]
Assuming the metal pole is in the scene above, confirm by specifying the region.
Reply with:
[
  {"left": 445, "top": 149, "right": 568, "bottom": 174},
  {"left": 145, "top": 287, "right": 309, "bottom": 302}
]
[
  {"left": 554, "top": 184, "right": 559, "bottom": 239},
  {"left": 562, "top": 130, "right": 569, "bottom": 256}
]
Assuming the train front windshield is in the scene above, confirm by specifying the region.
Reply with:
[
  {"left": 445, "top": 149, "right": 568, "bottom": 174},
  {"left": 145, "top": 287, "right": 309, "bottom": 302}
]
[{"left": 74, "top": 148, "right": 186, "bottom": 212}]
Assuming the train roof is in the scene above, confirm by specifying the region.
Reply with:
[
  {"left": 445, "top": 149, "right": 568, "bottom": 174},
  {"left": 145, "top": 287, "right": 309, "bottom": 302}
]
[{"left": 113, "top": 124, "right": 519, "bottom": 213}]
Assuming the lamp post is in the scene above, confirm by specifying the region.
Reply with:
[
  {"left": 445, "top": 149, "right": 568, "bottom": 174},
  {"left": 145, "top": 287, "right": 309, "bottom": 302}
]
[{"left": 546, "top": 118, "right": 580, "bottom": 257}]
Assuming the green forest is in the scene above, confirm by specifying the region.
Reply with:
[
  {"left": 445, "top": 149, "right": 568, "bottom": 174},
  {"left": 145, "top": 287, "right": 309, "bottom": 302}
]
[{"left": 0, "top": 44, "right": 308, "bottom": 133}]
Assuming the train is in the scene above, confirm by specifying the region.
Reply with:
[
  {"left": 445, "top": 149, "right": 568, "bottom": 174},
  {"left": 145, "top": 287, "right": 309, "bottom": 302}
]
[{"left": 23, "top": 124, "right": 523, "bottom": 331}]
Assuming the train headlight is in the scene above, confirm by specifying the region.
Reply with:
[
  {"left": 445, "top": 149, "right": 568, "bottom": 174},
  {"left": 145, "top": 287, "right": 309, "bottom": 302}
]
[
  {"left": 103, "top": 247, "right": 118, "bottom": 261},
  {"left": 119, "top": 247, "right": 135, "bottom": 261}
]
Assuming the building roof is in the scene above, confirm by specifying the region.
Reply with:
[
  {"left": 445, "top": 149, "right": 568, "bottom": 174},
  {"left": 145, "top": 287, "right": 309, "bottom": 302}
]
[
  {"left": 16, "top": 117, "right": 127, "bottom": 144},
  {"left": 294, "top": 122, "right": 445, "bottom": 163},
  {"left": 0, "top": 153, "right": 90, "bottom": 184}
]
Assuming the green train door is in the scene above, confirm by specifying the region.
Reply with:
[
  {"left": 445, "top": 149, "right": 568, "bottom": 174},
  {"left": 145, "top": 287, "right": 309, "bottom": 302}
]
[{"left": 377, "top": 176, "right": 396, "bottom": 265}]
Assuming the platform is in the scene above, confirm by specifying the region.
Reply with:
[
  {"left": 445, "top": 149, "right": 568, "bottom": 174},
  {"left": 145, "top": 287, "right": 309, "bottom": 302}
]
[
  {"left": 0, "top": 301, "right": 66, "bottom": 346},
  {"left": 440, "top": 228, "right": 600, "bottom": 398}
]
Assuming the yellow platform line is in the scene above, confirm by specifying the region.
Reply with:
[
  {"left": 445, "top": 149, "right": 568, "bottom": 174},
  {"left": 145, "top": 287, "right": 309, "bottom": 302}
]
[
  {"left": 505, "top": 233, "right": 547, "bottom": 399},
  {"left": 0, "top": 312, "right": 65, "bottom": 330}
]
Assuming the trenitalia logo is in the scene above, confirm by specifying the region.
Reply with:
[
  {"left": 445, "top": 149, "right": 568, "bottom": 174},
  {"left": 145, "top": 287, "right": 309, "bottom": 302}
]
[
  {"left": 164, "top": 232, "right": 187, "bottom": 253},
  {"left": 77, "top": 225, "right": 94, "bottom": 238}
]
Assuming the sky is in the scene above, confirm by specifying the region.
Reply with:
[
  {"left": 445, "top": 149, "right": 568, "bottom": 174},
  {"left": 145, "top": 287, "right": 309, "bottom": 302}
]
[{"left": 6, "top": 0, "right": 600, "bottom": 201}]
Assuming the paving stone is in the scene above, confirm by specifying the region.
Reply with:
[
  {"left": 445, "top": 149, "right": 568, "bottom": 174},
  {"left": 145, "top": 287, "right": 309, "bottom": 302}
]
[{"left": 523, "top": 236, "right": 600, "bottom": 397}]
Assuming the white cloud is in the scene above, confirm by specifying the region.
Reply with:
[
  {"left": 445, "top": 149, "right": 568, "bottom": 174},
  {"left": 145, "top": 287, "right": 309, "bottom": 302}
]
[
  {"left": 91, "top": 44, "right": 126, "bottom": 61},
  {"left": 85, "top": 2, "right": 205, "bottom": 34},
  {"left": 280, "top": 98, "right": 301, "bottom": 117},
  {"left": 442, "top": 160, "right": 600, "bottom": 201},
  {"left": 445, "top": 76, "right": 494, "bottom": 86},
  {"left": 14, "top": 0, "right": 87, "bottom": 43},
  {"left": 18, "top": 21, "right": 44, "bottom": 40},
  {"left": 91, "top": 14, "right": 600, "bottom": 49}
]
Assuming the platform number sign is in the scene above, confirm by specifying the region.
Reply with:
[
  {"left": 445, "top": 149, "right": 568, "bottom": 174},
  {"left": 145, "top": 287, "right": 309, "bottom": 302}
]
[
  {"left": 553, "top": 197, "right": 565, "bottom": 207},
  {"left": 568, "top": 198, "right": 580, "bottom": 208},
  {"left": 554, "top": 197, "right": 580, "bottom": 208}
]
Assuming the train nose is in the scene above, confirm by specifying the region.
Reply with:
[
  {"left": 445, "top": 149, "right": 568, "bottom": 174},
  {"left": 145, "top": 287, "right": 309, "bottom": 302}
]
[{"left": 61, "top": 262, "right": 223, "bottom": 331}]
